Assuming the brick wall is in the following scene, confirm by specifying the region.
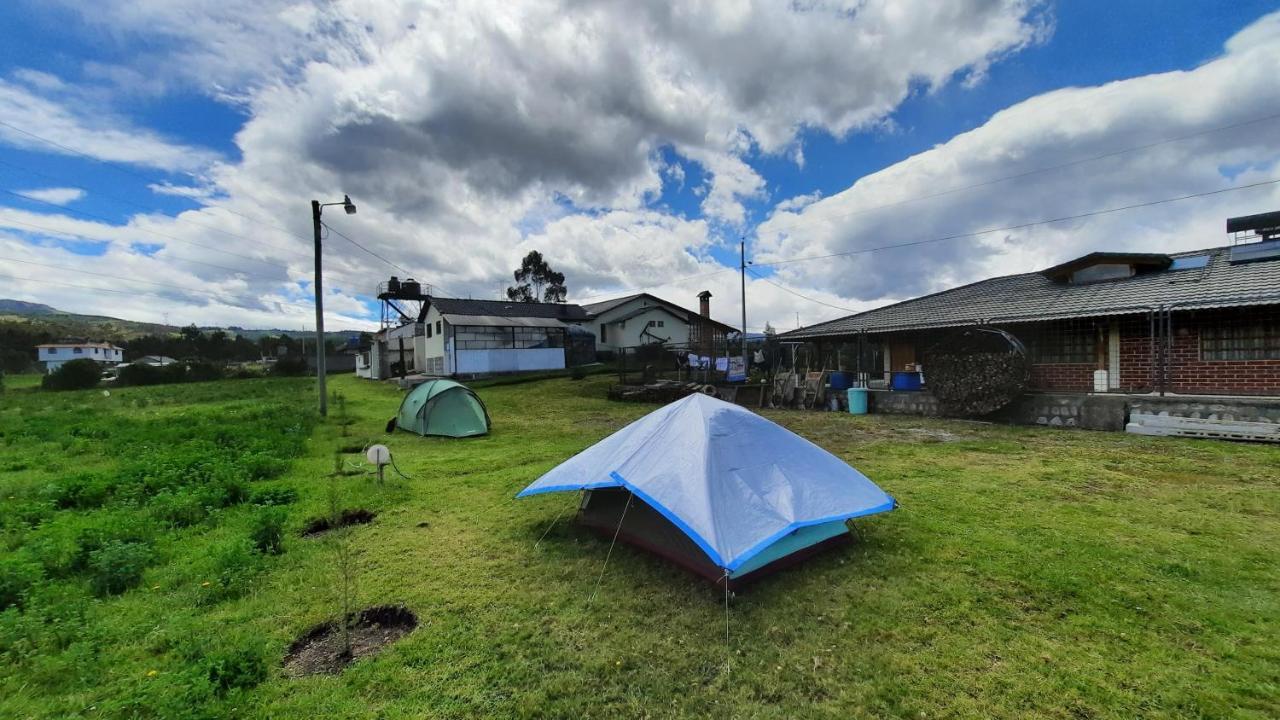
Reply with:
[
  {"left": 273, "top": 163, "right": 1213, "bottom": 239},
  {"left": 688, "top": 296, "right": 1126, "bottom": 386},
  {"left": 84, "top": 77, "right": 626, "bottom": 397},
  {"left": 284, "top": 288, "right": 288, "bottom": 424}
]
[
  {"left": 1029, "top": 363, "right": 1095, "bottom": 392},
  {"left": 1028, "top": 309, "right": 1280, "bottom": 395}
]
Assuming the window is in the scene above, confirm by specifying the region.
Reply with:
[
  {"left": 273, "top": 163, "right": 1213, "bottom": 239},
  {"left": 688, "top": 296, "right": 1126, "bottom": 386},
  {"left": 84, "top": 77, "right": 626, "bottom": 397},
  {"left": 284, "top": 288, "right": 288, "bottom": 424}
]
[
  {"left": 1027, "top": 324, "right": 1096, "bottom": 364},
  {"left": 48, "top": 348, "right": 57, "bottom": 355},
  {"left": 436, "top": 320, "right": 442, "bottom": 335},
  {"left": 455, "top": 326, "right": 565, "bottom": 350},
  {"left": 657, "top": 320, "right": 664, "bottom": 327},
  {"left": 74, "top": 348, "right": 83, "bottom": 354},
  {"left": 647, "top": 320, "right": 655, "bottom": 327},
  {"left": 600, "top": 324, "right": 608, "bottom": 343},
  {"left": 1202, "top": 322, "right": 1280, "bottom": 361},
  {"left": 426, "top": 323, "right": 432, "bottom": 338},
  {"left": 93, "top": 348, "right": 99, "bottom": 354}
]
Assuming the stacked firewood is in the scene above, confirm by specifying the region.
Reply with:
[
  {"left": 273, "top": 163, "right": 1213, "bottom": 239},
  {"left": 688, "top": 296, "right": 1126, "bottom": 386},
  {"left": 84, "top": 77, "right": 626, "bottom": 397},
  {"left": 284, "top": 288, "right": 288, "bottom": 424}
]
[{"left": 925, "top": 350, "right": 1030, "bottom": 416}]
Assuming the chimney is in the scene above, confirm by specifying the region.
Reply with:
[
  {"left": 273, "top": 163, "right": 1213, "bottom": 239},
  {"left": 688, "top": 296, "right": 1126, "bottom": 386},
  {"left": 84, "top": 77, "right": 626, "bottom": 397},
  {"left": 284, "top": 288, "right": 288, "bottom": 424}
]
[{"left": 697, "top": 290, "right": 712, "bottom": 318}]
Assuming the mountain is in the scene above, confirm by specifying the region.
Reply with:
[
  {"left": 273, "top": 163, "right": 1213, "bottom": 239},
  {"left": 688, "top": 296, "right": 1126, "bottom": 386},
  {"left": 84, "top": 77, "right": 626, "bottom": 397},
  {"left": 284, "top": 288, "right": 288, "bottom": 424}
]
[
  {"left": 0, "top": 299, "right": 366, "bottom": 342},
  {"left": 0, "top": 299, "right": 58, "bottom": 315}
]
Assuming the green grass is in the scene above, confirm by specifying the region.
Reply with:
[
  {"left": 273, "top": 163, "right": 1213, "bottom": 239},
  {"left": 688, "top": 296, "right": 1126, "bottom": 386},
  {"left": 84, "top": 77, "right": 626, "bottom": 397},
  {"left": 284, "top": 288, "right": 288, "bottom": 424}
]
[{"left": 2, "top": 374, "right": 1278, "bottom": 718}]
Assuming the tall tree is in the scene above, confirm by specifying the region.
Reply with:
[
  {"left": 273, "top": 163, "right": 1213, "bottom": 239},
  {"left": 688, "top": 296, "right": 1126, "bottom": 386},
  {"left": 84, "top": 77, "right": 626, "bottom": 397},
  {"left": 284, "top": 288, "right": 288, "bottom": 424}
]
[{"left": 506, "top": 250, "right": 567, "bottom": 303}]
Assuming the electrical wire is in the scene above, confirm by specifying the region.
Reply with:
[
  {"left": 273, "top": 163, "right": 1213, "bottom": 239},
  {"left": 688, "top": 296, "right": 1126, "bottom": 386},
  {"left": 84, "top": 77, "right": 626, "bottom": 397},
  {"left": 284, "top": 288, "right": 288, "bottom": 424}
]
[
  {"left": 752, "top": 177, "right": 1280, "bottom": 269},
  {"left": 0, "top": 157, "right": 309, "bottom": 257},
  {"left": 1, "top": 189, "right": 298, "bottom": 269},
  {"left": 759, "top": 109, "right": 1280, "bottom": 235},
  {"left": 745, "top": 266, "right": 857, "bottom": 312},
  {"left": 0, "top": 118, "right": 311, "bottom": 240}
]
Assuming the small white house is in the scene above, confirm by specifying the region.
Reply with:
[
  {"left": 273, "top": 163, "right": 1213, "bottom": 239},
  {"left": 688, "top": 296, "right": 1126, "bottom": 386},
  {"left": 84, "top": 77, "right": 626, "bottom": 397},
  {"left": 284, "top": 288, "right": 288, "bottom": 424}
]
[
  {"left": 582, "top": 292, "right": 733, "bottom": 352},
  {"left": 36, "top": 342, "right": 124, "bottom": 373}
]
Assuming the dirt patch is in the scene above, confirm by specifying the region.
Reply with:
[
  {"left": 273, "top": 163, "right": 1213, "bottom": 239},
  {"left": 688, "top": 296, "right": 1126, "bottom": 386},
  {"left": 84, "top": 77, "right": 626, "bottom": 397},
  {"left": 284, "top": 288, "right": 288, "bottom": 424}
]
[
  {"left": 301, "top": 509, "right": 376, "bottom": 537},
  {"left": 902, "top": 427, "right": 967, "bottom": 443},
  {"left": 283, "top": 605, "right": 417, "bottom": 677},
  {"left": 337, "top": 444, "right": 367, "bottom": 454}
]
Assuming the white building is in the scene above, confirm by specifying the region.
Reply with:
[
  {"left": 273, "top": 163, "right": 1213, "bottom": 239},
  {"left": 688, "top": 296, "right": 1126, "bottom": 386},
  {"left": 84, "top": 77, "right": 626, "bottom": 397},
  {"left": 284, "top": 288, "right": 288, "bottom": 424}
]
[
  {"left": 361, "top": 298, "right": 591, "bottom": 379},
  {"left": 36, "top": 342, "right": 124, "bottom": 373},
  {"left": 582, "top": 292, "right": 734, "bottom": 352}
]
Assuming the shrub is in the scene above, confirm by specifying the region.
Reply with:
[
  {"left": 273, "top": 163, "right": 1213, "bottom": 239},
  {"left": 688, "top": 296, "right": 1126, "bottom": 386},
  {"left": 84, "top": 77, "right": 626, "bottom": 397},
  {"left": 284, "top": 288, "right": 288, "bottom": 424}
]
[
  {"left": 198, "top": 539, "right": 260, "bottom": 604},
  {"left": 269, "top": 356, "right": 309, "bottom": 376},
  {"left": 149, "top": 490, "right": 211, "bottom": 528},
  {"left": 249, "top": 507, "right": 287, "bottom": 555},
  {"left": 570, "top": 365, "right": 588, "bottom": 380},
  {"left": 41, "top": 359, "right": 101, "bottom": 391},
  {"left": 0, "top": 555, "right": 43, "bottom": 610},
  {"left": 87, "top": 541, "right": 153, "bottom": 596},
  {"left": 249, "top": 485, "right": 297, "bottom": 506},
  {"left": 40, "top": 472, "right": 112, "bottom": 510},
  {"left": 185, "top": 361, "right": 225, "bottom": 383},
  {"left": 116, "top": 363, "right": 186, "bottom": 387},
  {"left": 202, "top": 643, "right": 266, "bottom": 694}
]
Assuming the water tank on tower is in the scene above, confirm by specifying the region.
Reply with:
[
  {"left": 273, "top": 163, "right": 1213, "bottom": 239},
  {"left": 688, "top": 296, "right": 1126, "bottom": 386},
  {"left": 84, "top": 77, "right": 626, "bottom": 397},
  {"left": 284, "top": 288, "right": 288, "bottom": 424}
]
[
  {"left": 387, "top": 276, "right": 401, "bottom": 293},
  {"left": 401, "top": 278, "right": 421, "bottom": 296}
]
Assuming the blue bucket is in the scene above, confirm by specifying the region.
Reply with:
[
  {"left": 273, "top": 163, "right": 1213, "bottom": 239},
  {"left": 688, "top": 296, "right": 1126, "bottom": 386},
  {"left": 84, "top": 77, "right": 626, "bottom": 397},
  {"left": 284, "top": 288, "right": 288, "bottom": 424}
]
[
  {"left": 829, "top": 372, "right": 853, "bottom": 391},
  {"left": 847, "top": 387, "right": 868, "bottom": 415},
  {"left": 891, "top": 371, "right": 923, "bottom": 391}
]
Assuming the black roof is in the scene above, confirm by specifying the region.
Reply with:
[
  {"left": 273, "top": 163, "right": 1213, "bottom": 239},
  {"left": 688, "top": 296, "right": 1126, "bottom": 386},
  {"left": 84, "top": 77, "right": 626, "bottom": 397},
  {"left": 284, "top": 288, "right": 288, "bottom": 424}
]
[
  {"left": 781, "top": 245, "right": 1280, "bottom": 340},
  {"left": 580, "top": 292, "right": 738, "bottom": 331},
  {"left": 419, "top": 297, "right": 590, "bottom": 322}
]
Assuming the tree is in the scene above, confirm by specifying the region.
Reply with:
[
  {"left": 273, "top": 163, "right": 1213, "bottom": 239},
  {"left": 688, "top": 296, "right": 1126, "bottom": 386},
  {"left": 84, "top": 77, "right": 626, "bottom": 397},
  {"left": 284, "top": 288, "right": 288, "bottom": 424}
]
[{"left": 506, "top": 250, "right": 567, "bottom": 303}]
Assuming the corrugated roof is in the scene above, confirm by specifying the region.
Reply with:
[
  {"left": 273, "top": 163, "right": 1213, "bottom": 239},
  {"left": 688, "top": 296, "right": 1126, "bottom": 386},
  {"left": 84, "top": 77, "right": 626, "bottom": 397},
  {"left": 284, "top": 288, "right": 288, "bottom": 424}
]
[
  {"left": 441, "top": 314, "right": 568, "bottom": 328},
  {"left": 421, "top": 297, "right": 590, "bottom": 322},
  {"left": 781, "top": 245, "right": 1280, "bottom": 339}
]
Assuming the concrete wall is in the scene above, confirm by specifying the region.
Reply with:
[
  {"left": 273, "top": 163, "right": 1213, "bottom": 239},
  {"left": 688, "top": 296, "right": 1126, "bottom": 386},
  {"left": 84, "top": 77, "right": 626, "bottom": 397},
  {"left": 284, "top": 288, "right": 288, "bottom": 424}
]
[{"left": 867, "top": 388, "right": 1279, "bottom": 432}]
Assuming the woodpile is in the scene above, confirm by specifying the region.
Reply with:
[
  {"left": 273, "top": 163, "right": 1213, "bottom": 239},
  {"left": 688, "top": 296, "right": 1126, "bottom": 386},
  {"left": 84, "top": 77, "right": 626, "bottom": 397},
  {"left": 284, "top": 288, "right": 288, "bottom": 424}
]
[
  {"left": 607, "top": 381, "right": 707, "bottom": 404},
  {"left": 925, "top": 350, "right": 1030, "bottom": 417}
]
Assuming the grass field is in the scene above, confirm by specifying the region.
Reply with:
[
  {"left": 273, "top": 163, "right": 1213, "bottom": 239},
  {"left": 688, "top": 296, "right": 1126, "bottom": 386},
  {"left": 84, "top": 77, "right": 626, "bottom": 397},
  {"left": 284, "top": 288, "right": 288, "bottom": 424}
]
[{"left": 2, "top": 374, "right": 1278, "bottom": 719}]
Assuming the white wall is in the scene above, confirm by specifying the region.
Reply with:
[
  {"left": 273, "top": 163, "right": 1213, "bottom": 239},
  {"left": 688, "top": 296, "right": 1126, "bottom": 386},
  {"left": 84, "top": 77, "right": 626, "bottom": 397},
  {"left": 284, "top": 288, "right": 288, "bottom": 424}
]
[
  {"left": 593, "top": 298, "right": 690, "bottom": 350},
  {"left": 455, "top": 348, "right": 565, "bottom": 374},
  {"left": 38, "top": 345, "right": 122, "bottom": 373},
  {"left": 421, "top": 305, "right": 449, "bottom": 375}
]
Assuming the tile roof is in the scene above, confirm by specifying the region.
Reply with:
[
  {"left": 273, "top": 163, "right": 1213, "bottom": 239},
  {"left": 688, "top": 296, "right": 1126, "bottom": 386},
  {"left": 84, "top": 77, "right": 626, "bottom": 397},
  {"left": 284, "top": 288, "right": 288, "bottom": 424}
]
[
  {"left": 781, "top": 244, "right": 1280, "bottom": 340},
  {"left": 581, "top": 292, "right": 739, "bottom": 331}
]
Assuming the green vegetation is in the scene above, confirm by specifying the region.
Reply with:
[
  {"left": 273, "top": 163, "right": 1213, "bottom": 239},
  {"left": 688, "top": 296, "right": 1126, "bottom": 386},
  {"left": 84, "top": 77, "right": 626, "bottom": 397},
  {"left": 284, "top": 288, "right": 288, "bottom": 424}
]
[
  {"left": 1, "top": 373, "right": 1278, "bottom": 718},
  {"left": 40, "top": 358, "right": 101, "bottom": 391}
]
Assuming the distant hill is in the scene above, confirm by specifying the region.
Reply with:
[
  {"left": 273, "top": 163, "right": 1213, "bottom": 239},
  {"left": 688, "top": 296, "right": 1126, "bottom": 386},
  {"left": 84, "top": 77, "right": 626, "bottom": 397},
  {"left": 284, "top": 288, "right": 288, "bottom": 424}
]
[
  {"left": 0, "top": 299, "right": 366, "bottom": 343},
  {"left": 0, "top": 299, "right": 58, "bottom": 315}
]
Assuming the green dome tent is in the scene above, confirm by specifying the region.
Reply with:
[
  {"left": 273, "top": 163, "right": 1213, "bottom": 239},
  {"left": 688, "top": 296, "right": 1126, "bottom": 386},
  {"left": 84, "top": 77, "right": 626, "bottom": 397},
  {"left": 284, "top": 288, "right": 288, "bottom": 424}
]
[{"left": 392, "top": 379, "right": 490, "bottom": 438}]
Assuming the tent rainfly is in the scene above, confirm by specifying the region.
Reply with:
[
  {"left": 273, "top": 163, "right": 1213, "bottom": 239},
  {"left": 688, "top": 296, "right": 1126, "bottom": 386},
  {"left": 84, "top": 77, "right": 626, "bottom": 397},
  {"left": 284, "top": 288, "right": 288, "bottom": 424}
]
[
  {"left": 517, "top": 393, "right": 895, "bottom": 587},
  {"left": 391, "top": 379, "right": 490, "bottom": 438}
]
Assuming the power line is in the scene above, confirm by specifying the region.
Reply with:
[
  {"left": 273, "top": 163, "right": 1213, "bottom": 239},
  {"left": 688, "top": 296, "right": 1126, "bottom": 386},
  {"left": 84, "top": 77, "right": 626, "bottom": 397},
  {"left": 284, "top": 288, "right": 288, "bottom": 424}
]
[
  {"left": 321, "top": 221, "right": 412, "bottom": 276},
  {"left": 0, "top": 216, "right": 293, "bottom": 280},
  {"left": 745, "top": 266, "right": 857, "bottom": 313},
  {"left": 753, "top": 177, "right": 1280, "bottom": 269},
  {"left": 760, "top": 109, "right": 1280, "bottom": 235},
  {"left": 1, "top": 188, "right": 297, "bottom": 270},
  {"left": 574, "top": 267, "right": 735, "bottom": 304},
  {"left": 0, "top": 157, "right": 310, "bottom": 257},
  {"left": 0, "top": 118, "right": 309, "bottom": 239}
]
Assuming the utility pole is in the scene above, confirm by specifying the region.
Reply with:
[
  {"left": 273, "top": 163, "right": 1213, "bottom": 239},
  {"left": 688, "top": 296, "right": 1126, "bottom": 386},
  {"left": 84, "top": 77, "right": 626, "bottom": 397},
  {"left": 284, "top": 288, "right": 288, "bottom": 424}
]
[
  {"left": 309, "top": 194, "right": 357, "bottom": 419},
  {"left": 740, "top": 238, "right": 748, "bottom": 379},
  {"left": 312, "top": 199, "right": 327, "bottom": 417}
]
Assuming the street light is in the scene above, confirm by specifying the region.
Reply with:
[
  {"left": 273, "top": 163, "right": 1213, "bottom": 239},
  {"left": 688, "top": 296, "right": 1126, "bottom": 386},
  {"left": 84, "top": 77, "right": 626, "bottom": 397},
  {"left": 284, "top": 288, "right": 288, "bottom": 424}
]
[{"left": 312, "top": 194, "right": 357, "bottom": 417}]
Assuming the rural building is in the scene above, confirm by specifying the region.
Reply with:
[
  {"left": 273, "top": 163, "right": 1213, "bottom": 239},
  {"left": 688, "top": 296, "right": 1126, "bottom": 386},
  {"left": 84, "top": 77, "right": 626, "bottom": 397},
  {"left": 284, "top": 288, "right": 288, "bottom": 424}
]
[
  {"left": 782, "top": 213, "right": 1280, "bottom": 413},
  {"left": 582, "top": 291, "right": 736, "bottom": 353},
  {"left": 36, "top": 342, "right": 124, "bottom": 373}
]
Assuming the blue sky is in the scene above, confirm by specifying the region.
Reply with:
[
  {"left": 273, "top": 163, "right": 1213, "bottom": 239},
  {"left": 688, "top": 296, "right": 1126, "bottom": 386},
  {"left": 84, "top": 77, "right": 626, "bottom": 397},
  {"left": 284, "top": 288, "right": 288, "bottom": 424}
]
[{"left": 1, "top": 2, "right": 1278, "bottom": 330}]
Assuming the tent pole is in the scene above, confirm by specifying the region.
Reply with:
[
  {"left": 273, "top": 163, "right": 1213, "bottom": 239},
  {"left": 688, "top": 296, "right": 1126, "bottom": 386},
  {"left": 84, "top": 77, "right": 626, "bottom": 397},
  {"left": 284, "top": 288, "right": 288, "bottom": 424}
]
[{"left": 723, "top": 568, "right": 731, "bottom": 679}]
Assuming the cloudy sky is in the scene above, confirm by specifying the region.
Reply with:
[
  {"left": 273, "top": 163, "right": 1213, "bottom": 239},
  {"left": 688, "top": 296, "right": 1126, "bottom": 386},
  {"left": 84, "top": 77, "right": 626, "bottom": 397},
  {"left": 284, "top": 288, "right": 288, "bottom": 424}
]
[{"left": 1, "top": 1, "right": 1278, "bottom": 332}]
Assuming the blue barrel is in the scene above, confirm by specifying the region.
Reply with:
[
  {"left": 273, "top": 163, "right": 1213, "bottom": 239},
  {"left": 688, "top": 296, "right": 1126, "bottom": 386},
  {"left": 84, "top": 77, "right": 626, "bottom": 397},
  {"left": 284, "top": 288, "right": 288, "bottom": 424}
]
[
  {"left": 891, "top": 371, "right": 923, "bottom": 391},
  {"left": 847, "top": 387, "right": 868, "bottom": 415},
  {"left": 829, "top": 372, "right": 852, "bottom": 391}
]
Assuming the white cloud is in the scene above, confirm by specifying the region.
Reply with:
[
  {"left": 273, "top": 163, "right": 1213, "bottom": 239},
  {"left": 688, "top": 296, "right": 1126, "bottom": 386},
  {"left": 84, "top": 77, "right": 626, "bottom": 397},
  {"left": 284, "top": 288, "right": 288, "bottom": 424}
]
[
  {"left": 0, "top": 74, "right": 221, "bottom": 172},
  {"left": 15, "top": 187, "right": 85, "bottom": 205},
  {"left": 755, "top": 10, "right": 1280, "bottom": 306}
]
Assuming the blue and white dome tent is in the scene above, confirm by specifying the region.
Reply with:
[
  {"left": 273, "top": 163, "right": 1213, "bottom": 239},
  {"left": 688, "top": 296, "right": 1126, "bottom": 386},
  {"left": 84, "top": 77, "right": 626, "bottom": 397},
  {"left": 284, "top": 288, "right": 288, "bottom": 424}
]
[{"left": 518, "top": 393, "right": 896, "bottom": 588}]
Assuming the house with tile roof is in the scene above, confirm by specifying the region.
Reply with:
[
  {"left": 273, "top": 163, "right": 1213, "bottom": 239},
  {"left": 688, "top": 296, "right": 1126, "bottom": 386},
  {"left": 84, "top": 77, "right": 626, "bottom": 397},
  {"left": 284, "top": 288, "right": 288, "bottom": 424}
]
[
  {"left": 580, "top": 291, "right": 737, "bottom": 353},
  {"left": 782, "top": 214, "right": 1280, "bottom": 398}
]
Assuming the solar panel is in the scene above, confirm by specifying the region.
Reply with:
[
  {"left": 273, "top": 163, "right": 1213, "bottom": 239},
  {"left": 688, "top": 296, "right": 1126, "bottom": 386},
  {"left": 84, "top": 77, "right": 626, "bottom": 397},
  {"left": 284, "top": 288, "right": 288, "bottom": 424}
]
[
  {"left": 1168, "top": 255, "right": 1210, "bottom": 270},
  {"left": 1229, "top": 241, "right": 1280, "bottom": 265}
]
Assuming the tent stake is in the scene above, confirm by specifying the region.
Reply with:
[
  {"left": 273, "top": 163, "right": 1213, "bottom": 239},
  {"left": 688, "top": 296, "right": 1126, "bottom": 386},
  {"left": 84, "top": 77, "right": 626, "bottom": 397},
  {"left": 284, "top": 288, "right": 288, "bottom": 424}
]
[{"left": 588, "top": 493, "right": 633, "bottom": 605}]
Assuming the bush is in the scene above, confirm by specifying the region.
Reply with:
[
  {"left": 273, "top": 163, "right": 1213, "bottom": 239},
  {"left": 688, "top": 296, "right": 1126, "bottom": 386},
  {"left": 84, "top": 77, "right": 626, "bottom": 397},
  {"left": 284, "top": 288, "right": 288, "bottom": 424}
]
[
  {"left": 185, "top": 361, "right": 225, "bottom": 383},
  {"left": 0, "top": 555, "right": 43, "bottom": 610},
  {"left": 202, "top": 643, "right": 266, "bottom": 694},
  {"left": 41, "top": 359, "right": 101, "bottom": 391},
  {"left": 269, "top": 356, "right": 309, "bottom": 376},
  {"left": 149, "top": 490, "right": 210, "bottom": 528},
  {"left": 40, "top": 472, "right": 113, "bottom": 510},
  {"left": 198, "top": 539, "right": 260, "bottom": 603},
  {"left": 249, "top": 485, "right": 297, "bottom": 506},
  {"left": 249, "top": 507, "right": 287, "bottom": 555},
  {"left": 87, "top": 541, "right": 153, "bottom": 596},
  {"left": 116, "top": 363, "right": 186, "bottom": 387}
]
